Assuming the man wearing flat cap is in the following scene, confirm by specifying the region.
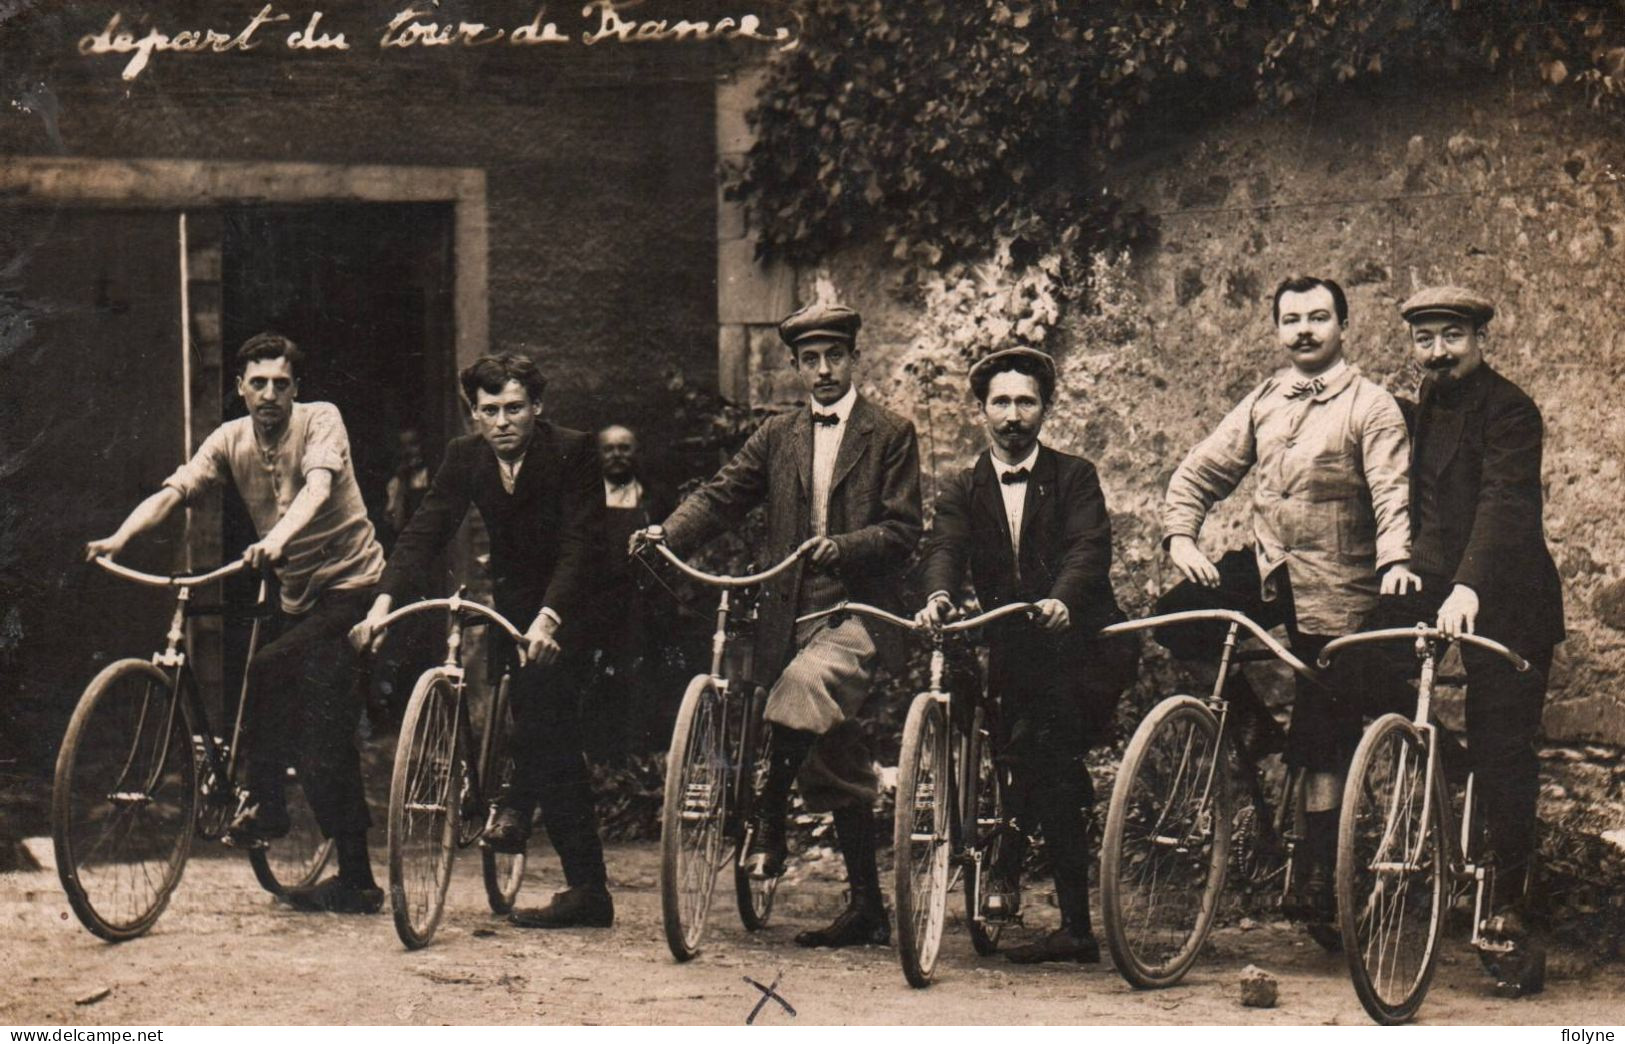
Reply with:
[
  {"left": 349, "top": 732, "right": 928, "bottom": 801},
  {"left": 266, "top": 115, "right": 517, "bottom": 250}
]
[
  {"left": 1342, "top": 285, "right": 1564, "bottom": 996},
  {"left": 1154, "top": 275, "right": 1417, "bottom": 924},
  {"left": 635, "top": 299, "right": 922, "bottom": 947},
  {"left": 915, "top": 347, "right": 1138, "bottom": 963}
]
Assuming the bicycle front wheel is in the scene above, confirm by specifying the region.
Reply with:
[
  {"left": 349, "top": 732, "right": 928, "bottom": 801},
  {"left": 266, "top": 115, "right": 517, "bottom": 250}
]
[
  {"left": 661, "top": 675, "right": 730, "bottom": 961},
  {"left": 248, "top": 768, "right": 333, "bottom": 894},
  {"left": 1102, "top": 694, "right": 1231, "bottom": 989},
  {"left": 1338, "top": 713, "right": 1447, "bottom": 1025},
  {"left": 388, "top": 668, "right": 464, "bottom": 949},
  {"left": 894, "top": 693, "right": 951, "bottom": 988},
  {"left": 53, "top": 659, "right": 197, "bottom": 941}
]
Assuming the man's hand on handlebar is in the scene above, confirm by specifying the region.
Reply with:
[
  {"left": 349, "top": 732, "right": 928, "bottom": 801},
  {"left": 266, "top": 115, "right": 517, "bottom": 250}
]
[
  {"left": 628, "top": 524, "right": 664, "bottom": 558},
  {"left": 525, "top": 613, "right": 563, "bottom": 666},
  {"left": 83, "top": 535, "right": 126, "bottom": 563},
  {"left": 348, "top": 595, "right": 395, "bottom": 654},
  {"left": 803, "top": 536, "right": 841, "bottom": 571},
  {"left": 913, "top": 593, "right": 955, "bottom": 629},
  {"left": 1033, "top": 598, "right": 1071, "bottom": 633},
  {"left": 242, "top": 537, "right": 286, "bottom": 572},
  {"left": 1435, "top": 584, "right": 1479, "bottom": 640}
]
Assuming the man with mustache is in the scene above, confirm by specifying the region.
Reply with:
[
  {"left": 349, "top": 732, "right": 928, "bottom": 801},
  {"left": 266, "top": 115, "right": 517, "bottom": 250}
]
[
  {"left": 914, "top": 347, "right": 1138, "bottom": 963},
  {"left": 1154, "top": 276, "right": 1417, "bottom": 923},
  {"left": 634, "top": 299, "right": 922, "bottom": 948},
  {"left": 1341, "top": 287, "right": 1563, "bottom": 997},
  {"left": 351, "top": 352, "right": 611, "bottom": 928},
  {"left": 85, "top": 332, "right": 388, "bottom": 912}
]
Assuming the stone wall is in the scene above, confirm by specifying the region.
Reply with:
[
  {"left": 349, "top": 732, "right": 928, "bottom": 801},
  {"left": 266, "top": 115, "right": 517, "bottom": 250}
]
[{"left": 754, "top": 79, "right": 1625, "bottom": 749}]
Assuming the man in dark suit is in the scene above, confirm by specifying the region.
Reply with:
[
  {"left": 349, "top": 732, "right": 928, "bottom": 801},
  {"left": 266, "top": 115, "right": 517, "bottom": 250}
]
[
  {"left": 350, "top": 352, "right": 613, "bottom": 928},
  {"left": 636, "top": 299, "right": 923, "bottom": 947},
  {"left": 915, "top": 347, "right": 1138, "bottom": 964},
  {"left": 1346, "top": 286, "right": 1564, "bottom": 996}
]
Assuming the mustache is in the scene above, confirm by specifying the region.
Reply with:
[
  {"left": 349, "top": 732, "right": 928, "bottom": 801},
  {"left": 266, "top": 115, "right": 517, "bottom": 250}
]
[
  {"left": 1423, "top": 357, "right": 1456, "bottom": 371},
  {"left": 1292, "top": 337, "right": 1320, "bottom": 348}
]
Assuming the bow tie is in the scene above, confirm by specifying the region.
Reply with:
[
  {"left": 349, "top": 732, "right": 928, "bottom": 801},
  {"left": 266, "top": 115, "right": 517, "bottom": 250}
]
[
  {"left": 812, "top": 411, "right": 840, "bottom": 427},
  {"left": 1000, "top": 468, "right": 1031, "bottom": 485},
  {"left": 1285, "top": 377, "right": 1326, "bottom": 400}
]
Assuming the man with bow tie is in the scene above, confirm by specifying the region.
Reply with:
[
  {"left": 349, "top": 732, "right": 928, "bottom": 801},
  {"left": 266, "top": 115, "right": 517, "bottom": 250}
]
[
  {"left": 1338, "top": 286, "right": 1564, "bottom": 997},
  {"left": 915, "top": 347, "right": 1138, "bottom": 964},
  {"left": 1154, "top": 275, "right": 1417, "bottom": 923},
  {"left": 635, "top": 299, "right": 922, "bottom": 948}
]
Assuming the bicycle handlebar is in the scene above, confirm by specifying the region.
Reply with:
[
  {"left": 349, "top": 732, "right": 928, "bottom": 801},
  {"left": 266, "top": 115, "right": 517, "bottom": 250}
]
[
  {"left": 646, "top": 541, "right": 808, "bottom": 589},
  {"left": 373, "top": 595, "right": 528, "bottom": 656},
  {"left": 94, "top": 556, "right": 246, "bottom": 588},
  {"left": 1316, "top": 626, "right": 1529, "bottom": 672},
  {"left": 794, "top": 600, "right": 1039, "bottom": 635},
  {"left": 1095, "top": 608, "right": 1321, "bottom": 681}
]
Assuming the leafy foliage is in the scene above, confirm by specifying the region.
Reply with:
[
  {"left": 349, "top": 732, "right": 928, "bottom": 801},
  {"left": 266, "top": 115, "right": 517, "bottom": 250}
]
[{"left": 734, "top": 0, "right": 1625, "bottom": 277}]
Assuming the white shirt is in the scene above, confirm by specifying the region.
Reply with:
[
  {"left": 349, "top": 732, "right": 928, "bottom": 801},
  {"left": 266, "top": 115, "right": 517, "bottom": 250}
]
[
  {"left": 605, "top": 477, "right": 643, "bottom": 509},
  {"left": 809, "top": 386, "right": 857, "bottom": 537},
  {"left": 992, "top": 444, "right": 1040, "bottom": 559},
  {"left": 497, "top": 453, "right": 525, "bottom": 495}
]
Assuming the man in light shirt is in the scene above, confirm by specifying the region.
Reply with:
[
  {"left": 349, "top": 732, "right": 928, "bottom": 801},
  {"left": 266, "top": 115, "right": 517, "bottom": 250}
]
[
  {"left": 1153, "top": 276, "right": 1418, "bottom": 922},
  {"left": 635, "top": 299, "right": 922, "bottom": 948},
  {"left": 86, "top": 332, "right": 386, "bottom": 913}
]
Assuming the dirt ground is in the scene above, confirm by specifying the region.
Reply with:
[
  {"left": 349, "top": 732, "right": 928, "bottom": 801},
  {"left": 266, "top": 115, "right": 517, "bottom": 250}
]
[{"left": 4, "top": 839, "right": 1623, "bottom": 1027}]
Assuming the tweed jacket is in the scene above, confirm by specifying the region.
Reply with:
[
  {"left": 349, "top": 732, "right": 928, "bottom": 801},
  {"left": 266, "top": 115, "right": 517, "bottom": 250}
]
[
  {"left": 661, "top": 394, "right": 923, "bottom": 676},
  {"left": 1405, "top": 364, "right": 1565, "bottom": 652}
]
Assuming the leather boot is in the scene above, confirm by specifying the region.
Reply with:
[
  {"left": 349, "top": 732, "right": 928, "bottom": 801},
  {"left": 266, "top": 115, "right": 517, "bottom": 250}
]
[
  {"left": 508, "top": 883, "right": 614, "bottom": 928},
  {"left": 745, "top": 728, "right": 808, "bottom": 879},
  {"left": 795, "top": 806, "right": 888, "bottom": 947}
]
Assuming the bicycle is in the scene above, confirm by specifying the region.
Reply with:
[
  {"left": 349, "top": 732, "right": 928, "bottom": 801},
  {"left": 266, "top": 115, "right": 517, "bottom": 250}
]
[
  {"left": 1317, "top": 625, "right": 1530, "bottom": 1025},
  {"left": 636, "top": 538, "right": 806, "bottom": 963},
  {"left": 53, "top": 557, "right": 334, "bottom": 941},
  {"left": 368, "top": 590, "right": 530, "bottom": 949},
  {"left": 1096, "top": 608, "right": 1338, "bottom": 989},
  {"left": 795, "top": 599, "right": 1038, "bottom": 988}
]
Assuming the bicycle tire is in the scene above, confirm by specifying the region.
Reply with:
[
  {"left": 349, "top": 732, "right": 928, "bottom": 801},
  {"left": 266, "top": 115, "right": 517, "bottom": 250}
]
[
  {"left": 480, "top": 676, "right": 525, "bottom": 914},
  {"left": 894, "top": 693, "right": 951, "bottom": 988},
  {"left": 53, "top": 659, "right": 197, "bottom": 942},
  {"left": 248, "top": 768, "right": 334, "bottom": 894},
  {"left": 1102, "top": 694, "right": 1231, "bottom": 989},
  {"left": 734, "top": 689, "right": 779, "bottom": 931},
  {"left": 961, "top": 708, "right": 1007, "bottom": 956},
  {"left": 661, "top": 674, "right": 729, "bottom": 961},
  {"left": 1338, "top": 713, "right": 1447, "bottom": 1025},
  {"left": 388, "top": 668, "right": 463, "bottom": 950}
]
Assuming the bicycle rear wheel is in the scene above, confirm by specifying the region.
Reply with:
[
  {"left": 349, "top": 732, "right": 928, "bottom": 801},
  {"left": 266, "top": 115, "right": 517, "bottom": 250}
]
[
  {"left": 1102, "top": 694, "right": 1231, "bottom": 989},
  {"left": 734, "top": 689, "right": 780, "bottom": 931},
  {"left": 661, "top": 675, "right": 730, "bottom": 961},
  {"left": 53, "top": 659, "right": 197, "bottom": 941},
  {"left": 1338, "top": 714, "right": 1446, "bottom": 1025},
  {"left": 388, "top": 668, "right": 464, "bottom": 950},
  {"left": 479, "top": 676, "right": 525, "bottom": 914},
  {"left": 248, "top": 768, "right": 333, "bottom": 894},
  {"left": 961, "top": 708, "right": 1008, "bottom": 956},
  {"left": 894, "top": 693, "right": 951, "bottom": 988}
]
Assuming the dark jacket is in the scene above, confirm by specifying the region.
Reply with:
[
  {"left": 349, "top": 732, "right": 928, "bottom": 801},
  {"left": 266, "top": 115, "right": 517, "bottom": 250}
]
[
  {"left": 920, "top": 445, "right": 1134, "bottom": 738},
  {"left": 379, "top": 424, "right": 602, "bottom": 630},
  {"left": 660, "top": 395, "right": 923, "bottom": 676},
  {"left": 1404, "top": 364, "right": 1564, "bottom": 651}
]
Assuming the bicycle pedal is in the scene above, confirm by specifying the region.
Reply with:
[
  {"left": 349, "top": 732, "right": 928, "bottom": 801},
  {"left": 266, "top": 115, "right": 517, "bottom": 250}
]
[{"left": 220, "top": 832, "right": 269, "bottom": 851}]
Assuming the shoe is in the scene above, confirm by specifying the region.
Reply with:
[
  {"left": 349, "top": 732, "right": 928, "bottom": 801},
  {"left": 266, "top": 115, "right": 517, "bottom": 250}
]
[
  {"left": 744, "top": 812, "right": 789, "bottom": 879},
  {"left": 225, "top": 796, "right": 291, "bottom": 847},
  {"left": 483, "top": 806, "right": 532, "bottom": 854},
  {"left": 278, "top": 876, "right": 384, "bottom": 914},
  {"left": 1004, "top": 926, "right": 1101, "bottom": 964},
  {"left": 794, "top": 895, "right": 889, "bottom": 948},
  {"left": 1478, "top": 908, "right": 1547, "bottom": 998},
  {"left": 1284, "top": 864, "right": 1336, "bottom": 923},
  {"left": 508, "top": 885, "right": 614, "bottom": 928}
]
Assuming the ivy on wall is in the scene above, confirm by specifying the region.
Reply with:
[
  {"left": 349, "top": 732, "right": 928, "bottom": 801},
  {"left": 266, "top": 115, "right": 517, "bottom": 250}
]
[{"left": 734, "top": 0, "right": 1625, "bottom": 285}]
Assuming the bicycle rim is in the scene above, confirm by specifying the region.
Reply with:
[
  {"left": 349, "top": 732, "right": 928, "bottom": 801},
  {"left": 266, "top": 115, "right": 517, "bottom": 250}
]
[
  {"left": 660, "top": 675, "right": 728, "bottom": 961},
  {"left": 248, "top": 769, "right": 334, "bottom": 894},
  {"left": 894, "top": 694, "right": 950, "bottom": 988},
  {"left": 388, "top": 670, "right": 462, "bottom": 949},
  {"left": 53, "top": 660, "right": 197, "bottom": 941},
  {"left": 1339, "top": 714, "right": 1446, "bottom": 1025},
  {"left": 1102, "top": 695, "right": 1230, "bottom": 988}
]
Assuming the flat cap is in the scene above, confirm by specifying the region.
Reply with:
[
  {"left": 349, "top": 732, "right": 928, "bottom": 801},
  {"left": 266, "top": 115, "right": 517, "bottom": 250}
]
[
  {"left": 779, "top": 300, "right": 862, "bottom": 349},
  {"left": 1399, "top": 286, "right": 1495, "bottom": 326},
  {"left": 968, "top": 346, "right": 1057, "bottom": 392}
]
